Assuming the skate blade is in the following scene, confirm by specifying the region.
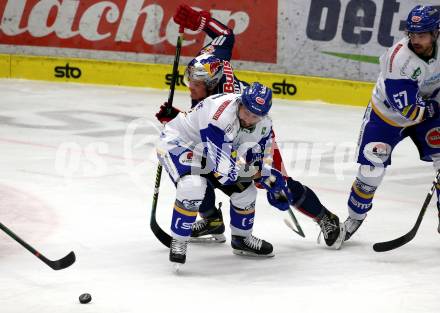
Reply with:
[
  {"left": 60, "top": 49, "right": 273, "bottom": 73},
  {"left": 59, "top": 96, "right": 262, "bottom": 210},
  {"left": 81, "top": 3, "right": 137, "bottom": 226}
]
[
  {"left": 232, "top": 249, "right": 274, "bottom": 258},
  {"left": 316, "top": 223, "right": 346, "bottom": 250},
  {"left": 332, "top": 223, "right": 347, "bottom": 250},
  {"left": 190, "top": 234, "right": 226, "bottom": 244},
  {"left": 172, "top": 263, "right": 183, "bottom": 273}
]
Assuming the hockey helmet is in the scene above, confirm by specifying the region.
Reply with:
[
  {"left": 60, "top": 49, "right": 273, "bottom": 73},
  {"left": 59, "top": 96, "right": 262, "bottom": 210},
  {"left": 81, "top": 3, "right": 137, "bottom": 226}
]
[
  {"left": 184, "top": 54, "right": 223, "bottom": 90},
  {"left": 241, "top": 82, "right": 272, "bottom": 116},
  {"left": 406, "top": 5, "right": 440, "bottom": 33}
]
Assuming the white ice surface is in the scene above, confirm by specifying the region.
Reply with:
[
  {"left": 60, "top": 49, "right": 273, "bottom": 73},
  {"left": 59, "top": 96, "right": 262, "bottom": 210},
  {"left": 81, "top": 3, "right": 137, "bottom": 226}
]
[{"left": 0, "top": 79, "right": 439, "bottom": 313}]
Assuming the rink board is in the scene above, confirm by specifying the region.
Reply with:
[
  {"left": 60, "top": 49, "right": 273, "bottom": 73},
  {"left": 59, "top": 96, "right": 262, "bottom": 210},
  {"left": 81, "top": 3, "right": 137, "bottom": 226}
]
[
  {"left": 0, "top": 54, "right": 10, "bottom": 77},
  {"left": 0, "top": 53, "right": 373, "bottom": 106}
]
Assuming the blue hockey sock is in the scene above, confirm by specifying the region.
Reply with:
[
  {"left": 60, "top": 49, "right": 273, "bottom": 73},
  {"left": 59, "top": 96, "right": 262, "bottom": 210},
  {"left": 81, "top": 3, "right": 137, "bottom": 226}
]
[
  {"left": 170, "top": 200, "right": 198, "bottom": 238},
  {"left": 347, "top": 178, "right": 377, "bottom": 217},
  {"left": 286, "top": 178, "right": 324, "bottom": 219},
  {"left": 229, "top": 204, "right": 255, "bottom": 237}
]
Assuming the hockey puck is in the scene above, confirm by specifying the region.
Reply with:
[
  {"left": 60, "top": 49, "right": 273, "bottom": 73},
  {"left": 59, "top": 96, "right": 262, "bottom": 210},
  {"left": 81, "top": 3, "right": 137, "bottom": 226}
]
[{"left": 79, "top": 293, "right": 92, "bottom": 304}]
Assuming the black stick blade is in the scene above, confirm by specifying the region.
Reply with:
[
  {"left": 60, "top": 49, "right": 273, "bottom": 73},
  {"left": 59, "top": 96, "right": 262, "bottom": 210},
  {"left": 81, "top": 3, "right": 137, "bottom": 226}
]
[
  {"left": 151, "top": 218, "right": 171, "bottom": 248},
  {"left": 372, "top": 233, "right": 415, "bottom": 252},
  {"left": 44, "top": 251, "right": 76, "bottom": 270}
]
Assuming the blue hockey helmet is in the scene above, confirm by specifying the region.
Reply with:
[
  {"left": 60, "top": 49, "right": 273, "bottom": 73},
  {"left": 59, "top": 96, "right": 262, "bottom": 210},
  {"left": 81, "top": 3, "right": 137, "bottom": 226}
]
[
  {"left": 184, "top": 53, "right": 223, "bottom": 90},
  {"left": 241, "top": 82, "right": 272, "bottom": 116},
  {"left": 406, "top": 5, "right": 440, "bottom": 33}
]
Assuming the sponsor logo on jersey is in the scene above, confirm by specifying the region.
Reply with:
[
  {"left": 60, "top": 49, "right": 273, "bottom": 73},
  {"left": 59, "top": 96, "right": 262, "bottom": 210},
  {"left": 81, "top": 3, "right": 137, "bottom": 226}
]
[
  {"left": 426, "top": 127, "right": 440, "bottom": 148},
  {"left": 225, "top": 123, "right": 234, "bottom": 134},
  {"left": 178, "top": 151, "right": 193, "bottom": 165},
  {"left": 213, "top": 99, "right": 232, "bottom": 120},
  {"left": 399, "top": 57, "right": 411, "bottom": 77},
  {"left": 363, "top": 142, "right": 391, "bottom": 163},
  {"left": 411, "top": 67, "right": 421, "bottom": 80},
  {"left": 222, "top": 61, "right": 235, "bottom": 93},
  {"left": 422, "top": 72, "right": 440, "bottom": 87},
  {"left": 389, "top": 44, "right": 403, "bottom": 73}
]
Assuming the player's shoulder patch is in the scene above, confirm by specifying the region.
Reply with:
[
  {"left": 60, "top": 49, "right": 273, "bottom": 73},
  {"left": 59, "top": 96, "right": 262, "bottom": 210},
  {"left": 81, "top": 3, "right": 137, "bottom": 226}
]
[
  {"left": 388, "top": 43, "right": 404, "bottom": 73},
  {"left": 213, "top": 99, "right": 232, "bottom": 120},
  {"left": 388, "top": 42, "right": 422, "bottom": 80}
]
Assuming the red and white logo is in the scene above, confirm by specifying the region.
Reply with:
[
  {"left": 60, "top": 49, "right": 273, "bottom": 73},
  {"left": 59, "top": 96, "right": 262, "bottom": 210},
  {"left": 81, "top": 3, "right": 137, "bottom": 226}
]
[
  {"left": 255, "top": 97, "right": 265, "bottom": 105},
  {"left": 179, "top": 151, "right": 194, "bottom": 165},
  {"left": 426, "top": 128, "right": 440, "bottom": 148},
  {"left": 209, "top": 60, "right": 222, "bottom": 76},
  {"left": 411, "top": 16, "right": 422, "bottom": 23}
]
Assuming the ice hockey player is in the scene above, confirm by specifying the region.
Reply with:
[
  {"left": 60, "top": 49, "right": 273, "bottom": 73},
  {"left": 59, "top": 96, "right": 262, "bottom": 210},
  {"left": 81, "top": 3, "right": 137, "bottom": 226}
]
[
  {"left": 157, "top": 82, "right": 277, "bottom": 264},
  {"left": 157, "top": 82, "right": 346, "bottom": 265},
  {"left": 155, "top": 4, "right": 270, "bottom": 243},
  {"left": 155, "top": 4, "right": 345, "bottom": 249},
  {"left": 344, "top": 5, "right": 440, "bottom": 241}
]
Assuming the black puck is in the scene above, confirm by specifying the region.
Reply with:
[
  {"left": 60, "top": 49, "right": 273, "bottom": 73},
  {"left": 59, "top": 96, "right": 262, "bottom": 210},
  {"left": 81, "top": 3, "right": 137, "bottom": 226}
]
[{"left": 79, "top": 293, "right": 92, "bottom": 304}]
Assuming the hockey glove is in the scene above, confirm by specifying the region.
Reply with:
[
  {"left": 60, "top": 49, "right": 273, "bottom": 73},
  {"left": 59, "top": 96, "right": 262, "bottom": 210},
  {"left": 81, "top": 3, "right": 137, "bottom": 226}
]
[
  {"left": 258, "top": 165, "right": 287, "bottom": 193},
  {"left": 173, "top": 4, "right": 211, "bottom": 31},
  {"left": 423, "top": 99, "right": 440, "bottom": 120},
  {"left": 257, "top": 165, "right": 292, "bottom": 211},
  {"left": 155, "top": 102, "right": 180, "bottom": 124},
  {"left": 266, "top": 191, "right": 290, "bottom": 211}
]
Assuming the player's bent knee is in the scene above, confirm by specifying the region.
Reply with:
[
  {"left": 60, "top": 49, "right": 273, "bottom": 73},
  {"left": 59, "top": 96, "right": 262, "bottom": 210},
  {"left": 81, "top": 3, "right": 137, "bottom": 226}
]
[
  {"left": 176, "top": 175, "right": 207, "bottom": 210},
  {"left": 230, "top": 183, "right": 257, "bottom": 210}
]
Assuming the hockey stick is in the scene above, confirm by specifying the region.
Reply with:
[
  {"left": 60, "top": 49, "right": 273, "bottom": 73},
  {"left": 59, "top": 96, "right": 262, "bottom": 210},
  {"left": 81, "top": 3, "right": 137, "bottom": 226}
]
[
  {"left": 373, "top": 169, "right": 440, "bottom": 252},
  {"left": 269, "top": 181, "right": 304, "bottom": 238},
  {"left": 150, "top": 27, "right": 184, "bottom": 248},
  {"left": 0, "top": 222, "right": 75, "bottom": 270},
  {"left": 283, "top": 208, "right": 306, "bottom": 237}
]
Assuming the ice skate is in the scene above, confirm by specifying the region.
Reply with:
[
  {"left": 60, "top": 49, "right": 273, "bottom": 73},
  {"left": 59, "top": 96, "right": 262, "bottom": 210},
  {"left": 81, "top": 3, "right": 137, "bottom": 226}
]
[
  {"left": 344, "top": 216, "right": 364, "bottom": 241},
  {"left": 169, "top": 238, "right": 189, "bottom": 265},
  {"left": 231, "top": 235, "right": 274, "bottom": 257},
  {"left": 190, "top": 205, "right": 226, "bottom": 243},
  {"left": 317, "top": 210, "right": 346, "bottom": 250}
]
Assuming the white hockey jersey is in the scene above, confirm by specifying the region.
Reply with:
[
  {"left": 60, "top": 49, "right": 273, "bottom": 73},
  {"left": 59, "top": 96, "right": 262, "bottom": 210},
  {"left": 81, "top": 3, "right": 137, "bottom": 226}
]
[
  {"left": 160, "top": 93, "right": 273, "bottom": 185},
  {"left": 371, "top": 36, "right": 440, "bottom": 127}
]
